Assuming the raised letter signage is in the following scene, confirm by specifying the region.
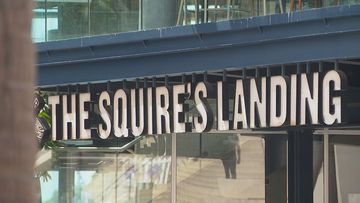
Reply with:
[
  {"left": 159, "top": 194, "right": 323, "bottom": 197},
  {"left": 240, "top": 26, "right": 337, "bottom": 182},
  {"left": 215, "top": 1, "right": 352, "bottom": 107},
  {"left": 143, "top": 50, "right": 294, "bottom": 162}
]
[{"left": 47, "top": 69, "right": 348, "bottom": 140}]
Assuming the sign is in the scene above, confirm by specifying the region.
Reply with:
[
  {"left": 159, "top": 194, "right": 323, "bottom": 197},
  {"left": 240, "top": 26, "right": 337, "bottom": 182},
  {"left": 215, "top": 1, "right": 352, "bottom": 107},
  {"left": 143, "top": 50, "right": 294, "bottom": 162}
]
[{"left": 48, "top": 70, "right": 347, "bottom": 140}]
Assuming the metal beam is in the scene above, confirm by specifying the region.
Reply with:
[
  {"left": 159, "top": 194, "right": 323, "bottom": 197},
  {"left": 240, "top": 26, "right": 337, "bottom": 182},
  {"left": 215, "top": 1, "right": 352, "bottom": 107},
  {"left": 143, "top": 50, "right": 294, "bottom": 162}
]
[
  {"left": 288, "top": 129, "right": 314, "bottom": 203},
  {"left": 36, "top": 5, "right": 360, "bottom": 87}
]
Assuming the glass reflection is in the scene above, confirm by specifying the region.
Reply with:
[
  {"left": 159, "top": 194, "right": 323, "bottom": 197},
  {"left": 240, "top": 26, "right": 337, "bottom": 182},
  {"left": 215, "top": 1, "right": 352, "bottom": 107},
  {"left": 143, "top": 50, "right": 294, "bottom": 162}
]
[
  {"left": 35, "top": 135, "right": 172, "bottom": 203},
  {"left": 329, "top": 134, "right": 360, "bottom": 203},
  {"left": 32, "top": 0, "right": 360, "bottom": 42},
  {"left": 313, "top": 134, "right": 324, "bottom": 203},
  {"left": 176, "top": 133, "right": 267, "bottom": 203},
  {"left": 220, "top": 135, "right": 240, "bottom": 179},
  {"left": 90, "top": 0, "right": 139, "bottom": 35},
  {"left": 46, "top": 0, "right": 89, "bottom": 41},
  {"left": 32, "top": 1, "right": 46, "bottom": 42}
]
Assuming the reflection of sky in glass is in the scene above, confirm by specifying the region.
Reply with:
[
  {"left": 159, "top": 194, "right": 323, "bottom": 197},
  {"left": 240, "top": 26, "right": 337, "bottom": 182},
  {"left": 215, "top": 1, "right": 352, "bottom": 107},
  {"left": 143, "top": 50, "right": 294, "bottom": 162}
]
[
  {"left": 75, "top": 171, "right": 96, "bottom": 203},
  {"left": 75, "top": 171, "right": 96, "bottom": 186},
  {"left": 40, "top": 170, "right": 96, "bottom": 203},
  {"left": 31, "top": 10, "right": 45, "bottom": 42},
  {"left": 31, "top": 8, "right": 59, "bottom": 43},
  {"left": 40, "top": 171, "right": 59, "bottom": 203}
]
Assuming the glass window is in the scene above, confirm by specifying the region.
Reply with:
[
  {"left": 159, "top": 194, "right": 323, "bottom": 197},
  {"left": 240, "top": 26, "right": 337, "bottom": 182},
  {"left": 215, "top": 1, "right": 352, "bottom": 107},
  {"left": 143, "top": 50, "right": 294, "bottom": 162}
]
[
  {"left": 176, "top": 132, "right": 288, "bottom": 203},
  {"left": 32, "top": 0, "right": 360, "bottom": 42},
  {"left": 32, "top": 1, "right": 46, "bottom": 42},
  {"left": 46, "top": 0, "right": 89, "bottom": 41},
  {"left": 313, "top": 134, "right": 324, "bottom": 203},
  {"left": 141, "top": 0, "right": 178, "bottom": 30},
  {"left": 329, "top": 133, "right": 360, "bottom": 203},
  {"left": 35, "top": 135, "right": 172, "bottom": 203},
  {"left": 39, "top": 171, "right": 59, "bottom": 203},
  {"left": 90, "top": 0, "right": 139, "bottom": 35}
]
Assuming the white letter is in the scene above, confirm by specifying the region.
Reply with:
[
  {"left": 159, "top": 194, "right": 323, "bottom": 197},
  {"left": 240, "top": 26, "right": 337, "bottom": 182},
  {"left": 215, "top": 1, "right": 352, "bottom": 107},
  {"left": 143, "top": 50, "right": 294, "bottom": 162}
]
[
  {"left": 131, "top": 88, "right": 145, "bottom": 136},
  {"left": 79, "top": 93, "right": 91, "bottom": 139},
  {"left": 323, "top": 70, "right": 342, "bottom": 124},
  {"left": 147, "top": 88, "right": 154, "bottom": 135},
  {"left": 173, "top": 84, "right": 187, "bottom": 133},
  {"left": 48, "top": 95, "right": 60, "bottom": 141},
  {"left": 114, "top": 89, "right": 129, "bottom": 137},
  {"left": 63, "top": 94, "right": 77, "bottom": 140},
  {"left": 98, "top": 91, "right": 111, "bottom": 139},
  {"left": 250, "top": 77, "right": 267, "bottom": 128},
  {"left": 217, "top": 81, "right": 229, "bottom": 130},
  {"left": 290, "top": 74, "right": 297, "bottom": 126},
  {"left": 270, "top": 76, "right": 287, "bottom": 127},
  {"left": 300, "top": 73, "right": 319, "bottom": 125},
  {"left": 156, "top": 86, "right": 171, "bottom": 134},
  {"left": 194, "top": 82, "right": 212, "bottom": 132},
  {"left": 233, "top": 80, "right": 248, "bottom": 129}
]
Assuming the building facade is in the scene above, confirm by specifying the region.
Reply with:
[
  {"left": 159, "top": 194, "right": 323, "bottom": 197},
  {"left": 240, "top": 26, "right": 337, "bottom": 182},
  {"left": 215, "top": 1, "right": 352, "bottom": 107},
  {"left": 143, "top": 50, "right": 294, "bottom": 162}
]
[{"left": 33, "top": 1, "right": 360, "bottom": 203}]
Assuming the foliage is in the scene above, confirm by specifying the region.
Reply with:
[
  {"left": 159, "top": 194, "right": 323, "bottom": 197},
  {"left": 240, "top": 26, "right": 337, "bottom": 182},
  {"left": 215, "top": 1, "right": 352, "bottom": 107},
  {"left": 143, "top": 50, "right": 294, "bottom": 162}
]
[{"left": 35, "top": 92, "right": 63, "bottom": 182}]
